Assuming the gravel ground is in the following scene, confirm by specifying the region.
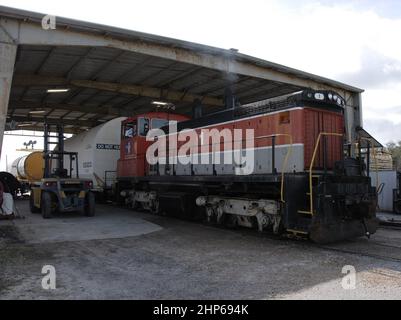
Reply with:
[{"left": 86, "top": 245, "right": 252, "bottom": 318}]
[{"left": 1, "top": 200, "right": 401, "bottom": 300}]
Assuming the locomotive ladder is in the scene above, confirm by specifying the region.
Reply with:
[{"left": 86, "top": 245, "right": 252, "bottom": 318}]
[
  {"left": 357, "top": 137, "right": 379, "bottom": 192},
  {"left": 298, "top": 132, "right": 344, "bottom": 216}
]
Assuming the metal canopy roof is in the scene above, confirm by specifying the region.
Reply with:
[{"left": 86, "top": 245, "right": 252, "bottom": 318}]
[
  {"left": 0, "top": 5, "right": 364, "bottom": 134},
  {"left": 356, "top": 127, "right": 383, "bottom": 148}
]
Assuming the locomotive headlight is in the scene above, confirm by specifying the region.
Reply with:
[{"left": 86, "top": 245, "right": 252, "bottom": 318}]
[{"left": 314, "top": 93, "right": 325, "bottom": 100}]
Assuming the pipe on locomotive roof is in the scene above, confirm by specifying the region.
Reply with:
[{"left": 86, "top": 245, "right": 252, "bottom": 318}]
[
  {"left": 224, "top": 87, "right": 237, "bottom": 110},
  {"left": 192, "top": 99, "right": 203, "bottom": 120}
]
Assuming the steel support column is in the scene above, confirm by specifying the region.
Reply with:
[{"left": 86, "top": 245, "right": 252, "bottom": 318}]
[
  {"left": 0, "top": 42, "right": 17, "bottom": 158},
  {"left": 344, "top": 92, "right": 363, "bottom": 157}
]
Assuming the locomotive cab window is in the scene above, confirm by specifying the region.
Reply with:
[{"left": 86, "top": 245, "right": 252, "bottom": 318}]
[
  {"left": 123, "top": 121, "right": 137, "bottom": 138},
  {"left": 151, "top": 119, "right": 169, "bottom": 130},
  {"left": 139, "top": 118, "right": 150, "bottom": 136}
]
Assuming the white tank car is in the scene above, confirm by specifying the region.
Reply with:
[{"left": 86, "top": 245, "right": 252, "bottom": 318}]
[{"left": 63, "top": 117, "right": 126, "bottom": 192}]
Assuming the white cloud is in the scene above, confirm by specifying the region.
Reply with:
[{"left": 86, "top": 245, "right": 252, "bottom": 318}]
[{"left": 364, "top": 119, "right": 401, "bottom": 146}]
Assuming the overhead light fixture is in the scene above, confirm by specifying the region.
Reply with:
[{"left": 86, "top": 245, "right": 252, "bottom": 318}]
[
  {"left": 151, "top": 101, "right": 176, "bottom": 110},
  {"left": 17, "top": 122, "right": 34, "bottom": 127},
  {"left": 47, "top": 88, "right": 70, "bottom": 93},
  {"left": 29, "top": 110, "right": 46, "bottom": 114},
  {"left": 151, "top": 101, "right": 170, "bottom": 106}
]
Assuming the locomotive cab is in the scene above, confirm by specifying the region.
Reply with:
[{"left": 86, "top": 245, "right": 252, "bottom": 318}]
[{"left": 117, "top": 112, "right": 189, "bottom": 178}]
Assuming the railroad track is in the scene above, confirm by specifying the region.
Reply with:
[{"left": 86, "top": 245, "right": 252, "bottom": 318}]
[
  {"left": 379, "top": 223, "right": 401, "bottom": 231},
  {"left": 317, "top": 243, "right": 401, "bottom": 263},
  {"left": 377, "top": 212, "right": 401, "bottom": 229},
  {"left": 316, "top": 226, "right": 401, "bottom": 263},
  {"left": 129, "top": 204, "right": 401, "bottom": 262},
  {"left": 217, "top": 219, "right": 401, "bottom": 263},
  {"left": 223, "top": 218, "right": 401, "bottom": 263}
]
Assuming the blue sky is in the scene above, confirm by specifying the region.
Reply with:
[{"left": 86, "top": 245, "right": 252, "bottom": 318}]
[{"left": 1, "top": 0, "right": 401, "bottom": 169}]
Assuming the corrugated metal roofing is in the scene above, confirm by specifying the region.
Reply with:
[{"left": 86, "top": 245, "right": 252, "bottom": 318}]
[{"left": 0, "top": 5, "right": 363, "bottom": 133}]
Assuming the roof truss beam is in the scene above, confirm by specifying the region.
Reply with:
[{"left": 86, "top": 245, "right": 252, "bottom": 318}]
[
  {"left": 72, "top": 79, "right": 223, "bottom": 106},
  {"left": 9, "top": 115, "right": 102, "bottom": 127},
  {"left": 8, "top": 100, "right": 131, "bottom": 117},
  {"left": 6, "top": 125, "right": 85, "bottom": 134},
  {"left": 12, "top": 74, "right": 224, "bottom": 106}
]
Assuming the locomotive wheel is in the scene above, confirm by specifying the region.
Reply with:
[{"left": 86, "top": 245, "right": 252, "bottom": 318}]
[
  {"left": 84, "top": 192, "right": 96, "bottom": 217},
  {"left": 41, "top": 192, "right": 52, "bottom": 219},
  {"left": 29, "top": 192, "right": 40, "bottom": 214},
  {"left": 131, "top": 198, "right": 140, "bottom": 210},
  {"left": 150, "top": 200, "right": 160, "bottom": 215},
  {"left": 223, "top": 214, "right": 238, "bottom": 229}
]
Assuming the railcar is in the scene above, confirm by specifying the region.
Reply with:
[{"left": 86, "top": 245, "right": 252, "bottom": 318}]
[
  {"left": 63, "top": 117, "right": 126, "bottom": 200},
  {"left": 115, "top": 90, "right": 378, "bottom": 243}
]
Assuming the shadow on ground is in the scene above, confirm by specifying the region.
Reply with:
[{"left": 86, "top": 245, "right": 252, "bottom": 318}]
[{"left": 1, "top": 200, "right": 401, "bottom": 300}]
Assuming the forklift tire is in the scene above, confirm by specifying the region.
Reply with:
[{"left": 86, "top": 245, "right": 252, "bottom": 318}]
[
  {"left": 84, "top": 192, "right": 95, "bottom": 217},
  {"left": 41, "top": 192, "right": 52, "bottom": 219},
  {"left": 29, "top": 192, "right": 40, "bottom": 214}
]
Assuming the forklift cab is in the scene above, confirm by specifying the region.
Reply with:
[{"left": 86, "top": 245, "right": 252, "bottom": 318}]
[
  {"left": 47, "top": 151, "right": 79, "bottom": 179},
  {"left": 30, "top": 124, "right": 95, "bottom": 219}
]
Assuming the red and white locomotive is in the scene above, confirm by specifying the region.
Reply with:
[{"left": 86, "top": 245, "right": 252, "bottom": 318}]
[{"left": 116, "top": 90, "right": 378, "bottom": 243}]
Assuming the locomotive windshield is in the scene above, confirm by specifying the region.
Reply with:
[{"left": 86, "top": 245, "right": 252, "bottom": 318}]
[
  {"left": 123, "top": 118, "right": 170, "bottom": 138},
  {"left": 151, "top": 119, "right": 169, "bottom": 130},
  {"left": 138, "top": 118, "right": 150, "bottom": 136}
]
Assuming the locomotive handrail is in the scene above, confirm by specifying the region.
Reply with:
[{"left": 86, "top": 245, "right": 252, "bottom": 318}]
[
  {"left": 163, "top": 132, "right": 293, "bottom": 203},
  {"left": 307, "top": 132, "right": 344, "bottom": 216},
  {"left": 357, "top": 137, "right": 379, "bottom": 192},
  {"left": 254, "top": 134, "right": 293, "bottom": 203}
]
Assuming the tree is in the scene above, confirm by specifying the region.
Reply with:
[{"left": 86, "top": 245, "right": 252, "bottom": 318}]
[{"left": 386, "top": 141, "right": 401, "bottom": 171}]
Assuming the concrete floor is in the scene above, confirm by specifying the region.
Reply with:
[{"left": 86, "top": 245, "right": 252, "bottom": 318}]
[{"left": 1, "top": 200, "right": 401, "bottom": 300}]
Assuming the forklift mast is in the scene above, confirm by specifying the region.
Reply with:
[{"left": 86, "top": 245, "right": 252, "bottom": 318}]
[{"left": 43, "top": 123, "right": 79, "bottom": 179}]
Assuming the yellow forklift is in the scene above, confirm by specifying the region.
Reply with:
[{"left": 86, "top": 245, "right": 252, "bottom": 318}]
[{"left": 30, "top": 123, "right": 95, "bottom": 219}]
